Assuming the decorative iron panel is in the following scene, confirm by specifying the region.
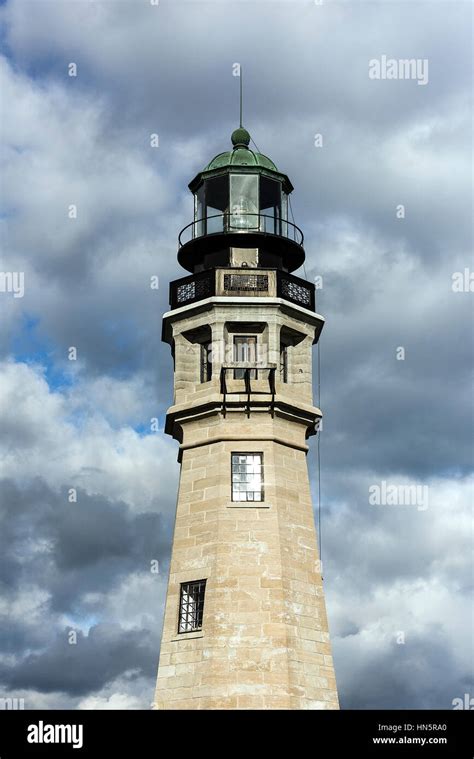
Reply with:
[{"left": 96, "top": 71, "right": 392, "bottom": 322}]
[
  {"left": 223, "top": 274, "right": 269, "bottom": 292},
  {"left": 176, "top": 281, "right": 196, "bottom": 303},
  {"left": 173, "top": 271, "right": 214, "bottom": 307},
  {"left": 279, "top": 277, "right": 312, "bottom": 307},
  {"left": 195, "top": 275, "right": 213, "bottom": 300}
]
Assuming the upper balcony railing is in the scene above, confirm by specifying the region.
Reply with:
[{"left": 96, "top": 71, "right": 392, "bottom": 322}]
[
  {"left": 178, "top": 213, "right": 304, "bottom": 248},
  {"left": 169, "top": 268, "right": 315, "bottom": 312}
]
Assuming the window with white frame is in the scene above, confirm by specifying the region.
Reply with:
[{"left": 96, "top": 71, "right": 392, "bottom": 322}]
[{"left": 231, "top": 453, "right": 264, "bottom": 502}]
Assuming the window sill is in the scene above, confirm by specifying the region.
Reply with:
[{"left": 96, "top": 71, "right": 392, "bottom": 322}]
[
  {"left": 227, "top": 502, "right": 270, "bottom": 509},
  {"left": 171, "top": 631, "right": 204, "bottom": 642}
]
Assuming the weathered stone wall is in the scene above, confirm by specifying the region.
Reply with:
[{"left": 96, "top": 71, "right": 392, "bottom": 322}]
[
  {"left": 167, "top": 300, "right": 318, "bottom": 407},
  {"left": 154, "top": 298, "right": 338, "bottom": 710}
]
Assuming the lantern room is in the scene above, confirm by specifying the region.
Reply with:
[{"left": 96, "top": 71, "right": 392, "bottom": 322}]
[{"left": 178, "top": 127, "right": 305, "bottom": 274}]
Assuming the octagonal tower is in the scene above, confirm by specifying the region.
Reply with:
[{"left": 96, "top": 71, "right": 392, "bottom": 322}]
[{"left": 154, "top": 127, "right": 339, "bottom": 710}]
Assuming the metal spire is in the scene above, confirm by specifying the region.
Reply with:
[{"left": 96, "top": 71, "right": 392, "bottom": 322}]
[{"left": 239, "top": 67, "right": 243, "bottom": 128}]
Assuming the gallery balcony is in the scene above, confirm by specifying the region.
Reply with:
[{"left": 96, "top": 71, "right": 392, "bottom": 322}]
[
  {"left": 169, "top": 267, "right": 316, "bottom": 312},
  {"left": 177, "top": 213, "right": 305, "bottom": 273}
]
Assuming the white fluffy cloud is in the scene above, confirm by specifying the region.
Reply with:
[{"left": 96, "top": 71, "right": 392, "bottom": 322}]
[{"left": 0, "top": 361, "right": 177, "bottom": 512}]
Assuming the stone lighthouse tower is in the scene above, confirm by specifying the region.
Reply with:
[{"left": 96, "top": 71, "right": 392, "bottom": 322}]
[{"left": 154, "top": 126, "right": 339, "bottom": 710}]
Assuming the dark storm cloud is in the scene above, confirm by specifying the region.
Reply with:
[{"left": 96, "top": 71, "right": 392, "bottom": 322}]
[
  {"left": 0, "top": 623, "right": 157, "bottom": 696},
  {"left": 0, "top": 616, "right": 49, "bottom": 655},
  {"left": 0, "top": 478, "right": 172, "bottom": 611},
  {"left": 0, "top": 476, "right": 170, "bottom": 699},
  {"left": 313, "top": 288, "right": 473, "bottom": 478},
  {"left": 340, "top": 631, "right": 471, "bottom": 710}
]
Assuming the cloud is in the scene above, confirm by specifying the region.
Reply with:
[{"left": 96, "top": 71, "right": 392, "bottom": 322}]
[
  {"left": 0, "top": 362, "right": 173, "bottom": 706},
  {"left": 0, "top": 361, "right": 177, "bottom": 510},
  {"left": 318, "top": 472, "right": 473, "bottom": 708},
  {"left": 0, "top": 623, "right": 157, "bottom": 697}
]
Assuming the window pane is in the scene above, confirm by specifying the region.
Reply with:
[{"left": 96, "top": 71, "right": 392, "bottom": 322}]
[
  {"left": 260, "top": 177, "right": 281, "bottom": 234},
  {"left": 178, "top": 580, "right": 206, "bottom": 633},
  {"left": 205, "top": 175, "right": 228, "bottom": 234},
  {"left": 233, "top": 336, "right": 257, "bottom": 379},
  {"left": 229, "top": 174, "right": 259, "bottom": 230},
  {"left": 234, "top": 336, "right": 256, "bottom": 362},
  {"left": 231, "top": 453, "right": 264, "bottom": 502}
]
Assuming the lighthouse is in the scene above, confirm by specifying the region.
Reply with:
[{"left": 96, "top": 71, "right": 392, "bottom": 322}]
[{"left": 154, "top": 126, "right": 339, "bottom": 710}]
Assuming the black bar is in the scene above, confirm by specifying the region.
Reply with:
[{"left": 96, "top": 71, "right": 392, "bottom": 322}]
[
  {"left": 244, "top": 368, "right": 251, "bottom": 417},
  {"left": 0, "top": 709, "right": 471, "bottom": 756},
  {"left": 220, "top": 367, "right": 227, "bottom": 417},
  {"left": 269, "top": 367, "right": 276, "bottom": 418}
]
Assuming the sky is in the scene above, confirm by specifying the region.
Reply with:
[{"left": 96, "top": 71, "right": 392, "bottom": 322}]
[{"left": 0, "top": 0, "right": 472, "bottom": 710}]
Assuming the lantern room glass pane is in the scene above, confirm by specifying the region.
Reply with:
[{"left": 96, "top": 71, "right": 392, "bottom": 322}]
[
  {"left": 229, "top": 174, "right": 259, "bottom": 230},
  {"left": 260, "top": 176, "right": 282, "bottom": 235},
  {"left": 205, "top": 175, "right": 228, "bottom": 234}
]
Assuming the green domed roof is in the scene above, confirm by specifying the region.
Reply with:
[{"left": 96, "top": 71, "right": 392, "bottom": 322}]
[
  {"left": 189, "top": 127, "right": 294, "bottom": 194},
  {"left": 203, "top": 127, "right": 278, "bottom": 172},
  {"left": 204, "top": 149, "right": 278, "bottom": 171}
]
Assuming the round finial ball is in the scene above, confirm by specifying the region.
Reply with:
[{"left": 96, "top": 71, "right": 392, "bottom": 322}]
[{"left": 231, "top": 127, "right": 251, "bottom": 147}]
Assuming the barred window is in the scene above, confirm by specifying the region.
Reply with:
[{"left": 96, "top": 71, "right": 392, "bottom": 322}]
[
  {"left": 231, "top": 453, "right": 264, "bottom": 502},
  {"left": 178, "top": 580, "right": 206, "bottom": 634}
]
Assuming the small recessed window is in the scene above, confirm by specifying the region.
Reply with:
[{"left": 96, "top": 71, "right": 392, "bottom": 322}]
[
  {"left": 200, "top": 342, "right": 212, "bottom": 383},
  {"left": 233, "top": 335, "right": 257, "bottom": 379},
  {"left": 178, "top": 580, "right": 206, "bottom": 634},
  {"left": 231, "top": 453, "right": 264, "bottom": 502}
]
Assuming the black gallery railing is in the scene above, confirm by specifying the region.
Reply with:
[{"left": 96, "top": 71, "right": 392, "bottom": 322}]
[
  {"left": 178, "top": 214, "right": 304, "bottom": 248},
  {"left": 169, "top": 269, "right": 315, "bottom": 312},
  {"left": 171, "top": 270, "right": 215, "bottom": 307}
]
